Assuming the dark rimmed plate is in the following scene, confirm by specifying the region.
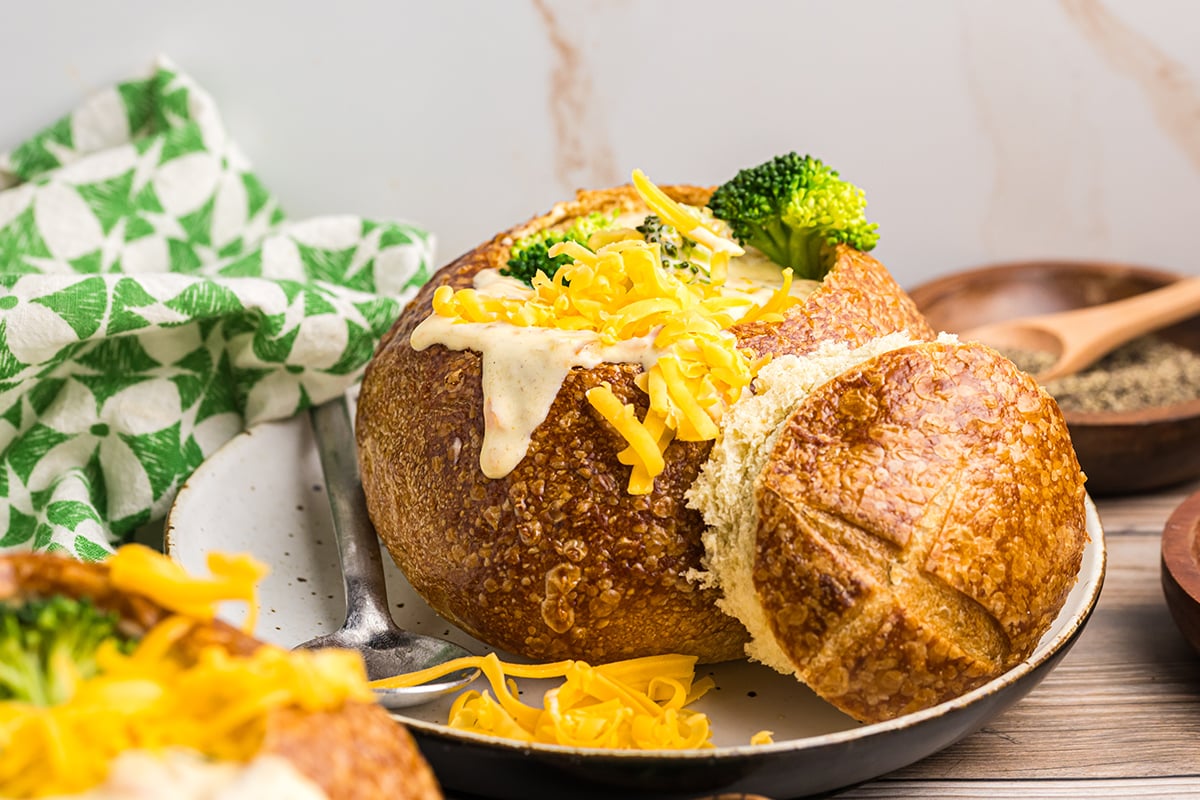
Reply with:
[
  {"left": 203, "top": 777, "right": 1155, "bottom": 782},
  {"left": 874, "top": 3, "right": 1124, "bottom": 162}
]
[{"left": 166, "top": 414, "right": 1106, "bottom": 799}]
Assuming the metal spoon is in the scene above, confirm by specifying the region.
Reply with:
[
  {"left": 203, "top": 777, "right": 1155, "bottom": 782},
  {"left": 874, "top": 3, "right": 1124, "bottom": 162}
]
[
  {"left": 959, "top": 275, "right": 1200, "bottom": 382},
  {"left": 295, "top": 395, "right": 477, "bottom": 708}
]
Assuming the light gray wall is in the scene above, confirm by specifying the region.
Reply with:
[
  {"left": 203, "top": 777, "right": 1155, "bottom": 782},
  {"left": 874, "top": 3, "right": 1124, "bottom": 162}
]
[{"left": 3, "top": 0, "right": 1199, "bottom": 288}]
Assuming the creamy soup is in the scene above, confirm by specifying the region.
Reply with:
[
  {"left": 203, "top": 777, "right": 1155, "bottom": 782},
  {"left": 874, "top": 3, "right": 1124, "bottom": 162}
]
[{"left": 45, "top": 749, "right": 327, "bottom": 800}]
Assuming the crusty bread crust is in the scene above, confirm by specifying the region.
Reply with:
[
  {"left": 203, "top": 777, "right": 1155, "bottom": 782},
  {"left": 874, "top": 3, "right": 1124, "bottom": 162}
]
[
  {"left": 754, "top": 341, "right": 1088, "bottom": 722},
  {"left": 262, "top": 703, "right": 441, "bottom": 800},
  {"left": 356, "top": 185, "right": 933, "bottom": 664},
  {"left": 0, "top": 554, "right": 442, "bottom": 800}
]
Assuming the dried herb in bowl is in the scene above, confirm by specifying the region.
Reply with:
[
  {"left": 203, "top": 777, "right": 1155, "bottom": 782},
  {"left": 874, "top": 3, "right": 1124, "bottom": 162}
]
[{"left": 1003, "top": 335, "right": 1200, "bottom": 413}]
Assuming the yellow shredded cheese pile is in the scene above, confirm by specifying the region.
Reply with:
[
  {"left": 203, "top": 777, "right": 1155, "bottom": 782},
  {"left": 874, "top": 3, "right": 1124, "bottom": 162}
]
[
  {"left": 109, "top": 544, "right": 268, "bottom": 632},
  {"left": 0, "top": 546, "right": 372, "bottom": 798},
  {"left": 430, "top": 171, "right": 802, "bottom": 493},
  {"left": 751, "top": 730, "right": 775, "bottom": 745},
  {"left": 374, "top": 652, "right": 724, "bottom": 749}
]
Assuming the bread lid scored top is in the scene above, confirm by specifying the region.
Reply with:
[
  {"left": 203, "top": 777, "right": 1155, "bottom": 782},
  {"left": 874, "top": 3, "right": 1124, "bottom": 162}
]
[{"left": 691, "top": 336, "right": 1089, "bottom": 723}]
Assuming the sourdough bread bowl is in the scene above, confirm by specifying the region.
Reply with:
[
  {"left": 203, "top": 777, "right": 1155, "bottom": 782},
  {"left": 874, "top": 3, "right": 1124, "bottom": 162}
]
[
  {"left": 0, "top": 550, "right": 442, "bottom": 800},
  {"left": 356, "top": 157, "right": 1089, "bottom": 724},
  {"left": 355, "top": 181, "right": 935, "bottom": 665}
]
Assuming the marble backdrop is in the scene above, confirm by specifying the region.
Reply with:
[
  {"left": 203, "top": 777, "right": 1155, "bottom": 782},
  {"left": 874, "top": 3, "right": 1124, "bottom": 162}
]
[{"left": 1, "top": 0, "right": 1198, "bottom": 288}]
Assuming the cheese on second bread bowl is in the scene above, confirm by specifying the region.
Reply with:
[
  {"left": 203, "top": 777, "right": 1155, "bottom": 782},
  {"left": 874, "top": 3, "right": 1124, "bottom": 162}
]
[{"left": 0, "top": 547, "right": 443, "bottom": 800}]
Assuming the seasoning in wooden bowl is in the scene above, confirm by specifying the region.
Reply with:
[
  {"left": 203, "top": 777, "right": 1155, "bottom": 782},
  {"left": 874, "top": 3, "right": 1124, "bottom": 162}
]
[{"left": 1003, "top": 335, "right": 1200, "bottom": 413}]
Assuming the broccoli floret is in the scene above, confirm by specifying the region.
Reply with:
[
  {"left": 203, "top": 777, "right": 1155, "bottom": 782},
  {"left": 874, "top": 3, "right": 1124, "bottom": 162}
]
[
  {"left": 0, "top": 595, "right": 132, "bottom": 706},
  {"left": 502, "top": 240, "right": 571, "bottom": 287},
  {"left": 501, "top": 211, "right": 617, "bottom": 286},
  {"left": 636, "top": 213, "right": 733, "bottom": 280},
  {"left": 707, "top": 152, "right": 879, "bottom": 281}
]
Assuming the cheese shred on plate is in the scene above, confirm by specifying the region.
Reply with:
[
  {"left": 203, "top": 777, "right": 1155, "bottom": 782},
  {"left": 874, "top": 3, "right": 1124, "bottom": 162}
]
[
  {"left": 430, "top": 171, "right": 802, "bottom": 493},
  {"left": 0, "top": 546, "right": 372, "bottom": 797},
  {"left": 374, "top": 652, "right": 770, "bottom": 749}
]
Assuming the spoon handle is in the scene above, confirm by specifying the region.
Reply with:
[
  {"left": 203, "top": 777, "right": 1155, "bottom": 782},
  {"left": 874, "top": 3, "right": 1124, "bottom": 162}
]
[
  {"left": 1055, "top": 275, "right": 1200, "bottom": 344},
  {"left": 1037, "top": 275, "right": 1200, "bottom": 378},
  {"left": 310, "top": 395, "right": 395, "bottom": 632}
]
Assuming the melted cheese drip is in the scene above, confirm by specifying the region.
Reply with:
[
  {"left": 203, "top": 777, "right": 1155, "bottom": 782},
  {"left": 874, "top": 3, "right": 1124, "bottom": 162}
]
[
  {"left": 411, "top": 172, "right": 815, "bottom": 493},
  {"left": 412, "top": 316, "right": 661, "bottom": 478}
]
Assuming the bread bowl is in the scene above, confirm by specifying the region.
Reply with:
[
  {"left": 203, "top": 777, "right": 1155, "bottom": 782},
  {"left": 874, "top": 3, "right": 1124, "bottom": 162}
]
[
  {"left": 0, "top": 547, "right": 442, "bottom": 799},
  {"left": 355, "top": 156, "right": 1088, "bottom": 723},
  {"left": 356, "top": 175, "right": 934, "bottom": 666}
]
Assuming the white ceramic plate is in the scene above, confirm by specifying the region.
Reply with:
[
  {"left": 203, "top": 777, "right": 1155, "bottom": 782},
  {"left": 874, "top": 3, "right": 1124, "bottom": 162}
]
[{"left": 165, "top": 413, "right": 1106, "bottom": 799}]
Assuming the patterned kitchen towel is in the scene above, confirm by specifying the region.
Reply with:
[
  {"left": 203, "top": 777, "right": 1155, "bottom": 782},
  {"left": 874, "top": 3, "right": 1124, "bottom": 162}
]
[{"left": 0, "top": 57, "right": 433, "bottom": 559}]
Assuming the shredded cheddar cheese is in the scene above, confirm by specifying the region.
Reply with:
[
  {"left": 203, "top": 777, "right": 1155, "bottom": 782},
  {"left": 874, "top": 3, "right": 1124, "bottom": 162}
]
[
  {"left": 108, "top": 544, "right": 268, "bottom": 633},
  {"left": 429, "top": 171, "right": 802, "bottom": 493},
  {"left": 631, "top": 169, "right": 743, "bottom": 284},
  {"left": 374, "top": 652, "right": 718, "bottom": 749},
  {"left": 0, "top": 546, "right": 372, "bottom": 798}
]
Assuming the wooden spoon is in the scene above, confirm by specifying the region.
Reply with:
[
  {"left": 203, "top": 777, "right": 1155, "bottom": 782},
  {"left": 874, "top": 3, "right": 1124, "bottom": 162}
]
[{"left": 957, "top": 275, "right": 1200, "bottom": 381}]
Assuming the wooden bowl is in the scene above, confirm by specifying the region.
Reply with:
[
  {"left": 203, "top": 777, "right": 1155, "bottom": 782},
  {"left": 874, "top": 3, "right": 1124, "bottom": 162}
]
[
  {"left": 908, "top": 260, "right": 1200, "bottom": 496},
  {"left": 1162, "top": 489, "right": 1200, "bottom": 654}
]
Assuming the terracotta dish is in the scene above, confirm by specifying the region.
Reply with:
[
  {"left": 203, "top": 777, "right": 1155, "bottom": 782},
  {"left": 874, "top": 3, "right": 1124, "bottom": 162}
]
[
  {"left": 1162, "top": 488, "right": 1200, "bottom": 654},
  {"left": 909, "top": 260, "right": 1200, "bottom": 495}
]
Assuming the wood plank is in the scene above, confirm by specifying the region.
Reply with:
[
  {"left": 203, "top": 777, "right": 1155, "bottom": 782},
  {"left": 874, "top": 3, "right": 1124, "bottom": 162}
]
[
  {"left": 838, "top": 775, "right": 1200, "bottom": 798},
  {"left": 1094, "top": 481, "right": 1198, "bottom": 535}
]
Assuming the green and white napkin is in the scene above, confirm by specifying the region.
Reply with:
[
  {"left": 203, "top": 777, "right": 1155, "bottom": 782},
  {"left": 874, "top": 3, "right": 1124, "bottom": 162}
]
[{"left": 0, "top": 57, "right": 432, "bottom": 559}]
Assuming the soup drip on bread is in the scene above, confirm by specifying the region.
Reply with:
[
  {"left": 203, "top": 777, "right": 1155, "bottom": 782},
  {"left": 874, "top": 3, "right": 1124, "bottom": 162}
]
[{"left": 412, "top": 170, "right": 816, "bottom": 494}]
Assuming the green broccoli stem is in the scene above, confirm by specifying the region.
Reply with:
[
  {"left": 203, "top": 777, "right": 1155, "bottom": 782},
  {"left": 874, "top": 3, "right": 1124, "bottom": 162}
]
[
  {"left": 0, "top": 596, "right": 131, "bottom": 707},
  {"left": 0, "top": 645, "right": 52, "bottom": 705},
  {"left": 749, "top": 219, "right": 837, "bottom": 282}
]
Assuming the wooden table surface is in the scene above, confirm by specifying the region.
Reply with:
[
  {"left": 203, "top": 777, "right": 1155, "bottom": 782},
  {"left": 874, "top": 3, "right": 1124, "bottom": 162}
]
[{"left": 831, "top": 480, "right": 1200, "bottom": 799}]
